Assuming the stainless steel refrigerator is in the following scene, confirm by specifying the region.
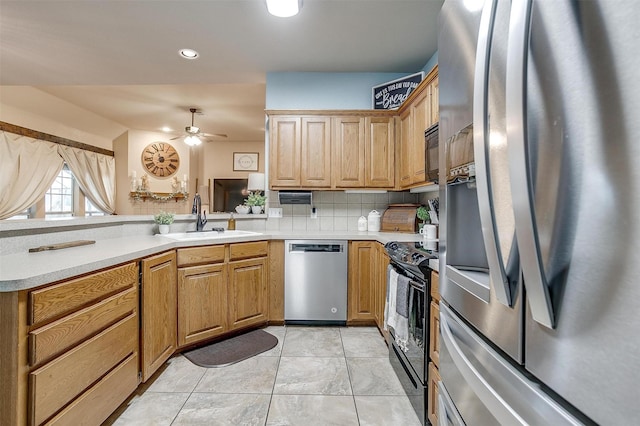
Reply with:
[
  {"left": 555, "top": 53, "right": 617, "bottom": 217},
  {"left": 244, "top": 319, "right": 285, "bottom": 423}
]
[{"left": 438, "top": 0, "right": 640, "bottom": 424}]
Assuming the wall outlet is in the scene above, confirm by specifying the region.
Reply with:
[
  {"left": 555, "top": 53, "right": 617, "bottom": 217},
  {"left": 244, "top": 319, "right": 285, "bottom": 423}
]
[
  {"left": 268, "top": 208, "right": 283, "bottom": 218},
  {"left": 310, "top": 207, "right": 318, "bottom": 219}
]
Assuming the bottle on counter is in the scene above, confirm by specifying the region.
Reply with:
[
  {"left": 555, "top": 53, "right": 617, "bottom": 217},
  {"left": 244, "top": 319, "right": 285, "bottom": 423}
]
[{"left": 228, "top": 213, "right": 236, "bottom": 230}]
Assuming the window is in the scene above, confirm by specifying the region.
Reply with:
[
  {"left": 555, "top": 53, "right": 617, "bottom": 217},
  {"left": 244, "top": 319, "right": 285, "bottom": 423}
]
[
  {"left": 41, "top": 165, "right": 106, "bottom": 218},
  {"left": 45, "top": 166, "right": 74, "bottom": 218},
  {"left": 85, "top": 198, "right": 104, "bottom": 217}
]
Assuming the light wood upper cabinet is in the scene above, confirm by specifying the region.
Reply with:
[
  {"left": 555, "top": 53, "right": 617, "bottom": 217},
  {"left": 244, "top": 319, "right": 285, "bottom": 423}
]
[
  {"left": 332, "top": 116, "right": 366, "bottom": 188},
  {"left": 396, "top": 65, "right": 439, "bottom": 189},
  {"left": 269, "top": 115, "right": 331, "bottom": 188},
  {"left": 269, "top": 116, "right": 301, "bottom": 187},
  {"left": 177, "top": 263, "right": 228, "bottom": 348},
  {"left": 140, "top": 250, "right": 177, "bottom": 382},
  {"left": 268, "top": 111, "right": 395, "bottom": 190},
  {"left": 366, "top": 116, "right": 395, "bottom": 188},
  {"left": 410, "top": 87, "right": 429, "bottom": 184},
  {"left": 399, "top": 109, "right": 413, "bottom": 188},
  {"left": 301, "top": 116, "right": 332, "bottom": 188}
]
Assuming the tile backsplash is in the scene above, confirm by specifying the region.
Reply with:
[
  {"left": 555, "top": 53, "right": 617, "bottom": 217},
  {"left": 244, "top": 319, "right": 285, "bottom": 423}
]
[{"left": 264, "top": 190, "right": 421, "bottom": 232}]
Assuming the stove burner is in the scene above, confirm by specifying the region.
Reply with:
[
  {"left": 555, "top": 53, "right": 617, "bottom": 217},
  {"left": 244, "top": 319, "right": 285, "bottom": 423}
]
[{"left": 384, "top": 241, "right": 437, "bottom": 280}]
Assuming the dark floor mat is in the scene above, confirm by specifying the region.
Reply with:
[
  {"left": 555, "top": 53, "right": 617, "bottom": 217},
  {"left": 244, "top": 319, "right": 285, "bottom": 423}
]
[{"left": 183, "top": 329, "right": 278, "bottom": 368}]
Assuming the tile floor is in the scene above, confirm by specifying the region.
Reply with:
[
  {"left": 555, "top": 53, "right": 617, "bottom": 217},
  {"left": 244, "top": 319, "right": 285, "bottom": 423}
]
[{"left": 106, "top": 326, "right": 422, "bottom": 426}]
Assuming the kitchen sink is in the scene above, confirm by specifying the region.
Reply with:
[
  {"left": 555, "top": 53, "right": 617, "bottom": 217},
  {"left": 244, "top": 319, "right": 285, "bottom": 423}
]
[{"left": 158, "top": 230, "right": 262, "bottom": 241}]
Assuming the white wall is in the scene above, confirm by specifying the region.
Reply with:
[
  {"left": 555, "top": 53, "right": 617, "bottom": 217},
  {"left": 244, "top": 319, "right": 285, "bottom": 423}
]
[{"left": 0, "top": 86, "right": 126, "bottom": 150}]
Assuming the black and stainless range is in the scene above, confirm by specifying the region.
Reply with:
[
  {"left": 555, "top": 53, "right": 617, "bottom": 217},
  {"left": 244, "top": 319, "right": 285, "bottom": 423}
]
[{"left": 384, "top": 241, "right": 437, "bottom": 426}]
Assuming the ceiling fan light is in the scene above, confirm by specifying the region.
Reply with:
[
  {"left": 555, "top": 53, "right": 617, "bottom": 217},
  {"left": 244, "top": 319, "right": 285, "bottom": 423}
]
[
  {"left": 184, "top": 135, "right": 201, "bottom": 146},
  {"left": 266, "top": 0, "right": 300, "bottom": 17}
]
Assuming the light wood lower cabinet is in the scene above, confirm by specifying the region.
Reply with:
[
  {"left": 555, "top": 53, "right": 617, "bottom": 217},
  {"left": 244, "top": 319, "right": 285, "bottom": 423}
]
[
  {"left": 177, "top": 263, "right": 228, "bottom": 348},
  {"left": 268, "top": 241, "right": 285, "bottom": 324},
  {"left": 228, "top": 257, "right": 268, "bottom": 330},
  {"left": 348, "top": 241, "right": 376, "bottom": 323},
  {"left": 140, "top": 251, "right": 177, "bottom": 382},
  {"left": 0, "top": 262, "right": 139, "bottom": 426},
  {"left": 428, "top": 361, "right": 441, "bottom": 425},
  {"left": 176, "top": 241, "right": 270, "bottom": 348},
  {"left": 348, "top": 241, "right": 389, "bottom": 328}
]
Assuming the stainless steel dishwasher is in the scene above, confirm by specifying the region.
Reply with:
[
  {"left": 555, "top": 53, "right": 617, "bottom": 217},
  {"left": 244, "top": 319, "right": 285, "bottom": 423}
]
[{"left": 284, "top": 240, "right": 348, "bottom": 325}]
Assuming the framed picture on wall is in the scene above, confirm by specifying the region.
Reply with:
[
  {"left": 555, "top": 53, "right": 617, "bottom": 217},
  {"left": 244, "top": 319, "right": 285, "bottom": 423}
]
[{"left": 233, "top": 152, "right": 259, "bottom": 171}]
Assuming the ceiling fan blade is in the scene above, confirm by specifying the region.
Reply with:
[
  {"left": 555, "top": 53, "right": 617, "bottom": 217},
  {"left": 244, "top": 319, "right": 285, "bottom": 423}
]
[
  {"left": 201, "top": 132, "right": 228, "bottom": 139},
  {"left": 169, "top": 135, "right": 183, "bottom": 141}
]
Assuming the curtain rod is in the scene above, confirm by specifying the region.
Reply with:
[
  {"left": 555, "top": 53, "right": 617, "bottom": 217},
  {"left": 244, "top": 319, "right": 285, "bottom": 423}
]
[{"left": 0, "top": 121, "right": 115, "bottom": 157}]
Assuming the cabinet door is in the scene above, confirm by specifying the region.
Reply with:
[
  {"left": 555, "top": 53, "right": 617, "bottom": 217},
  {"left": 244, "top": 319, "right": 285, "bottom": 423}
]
[
  {"left": 375, "top": 244, "right": 390, "bottom": 331},
  {"left": 270, "top": 116, "right": 301, "bottom": 187},
  {"left": 430, "top": 76, "right": 439, "bottom": 125},
  {"left": 428, "top": 361, "right": 441, "bottom": 426},
  {"left": 429, "top": 300, "right": 440, "bottom": 368},
  {"left": 365, "top": 116, "right": 395, "bottom": 188},
  {"left": 347, "top": 241, "right": 376, "bottom": 323},
  {"left": 177, "top": 264, "right": 228, "bottom": 348},
  {"left": 301, "top": 116, "right": 332, "bottom": 188},
  {"left": 332, "top": 116, "right": 365, "bottom": 188},
  {"left": 411, "top": 88, "right": 429, "bottom": 184},
  {"left": 140, "top": 251, "right": 177, "bottom": 382},
  {"left": 228, "top": 258, "right": 268, "bottom": 330},
  {"left": 399, "top": 109, "right": 413, "bottom": 188}
]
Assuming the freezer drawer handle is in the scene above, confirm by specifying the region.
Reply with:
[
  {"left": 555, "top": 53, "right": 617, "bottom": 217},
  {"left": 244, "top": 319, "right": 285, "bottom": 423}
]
[
  {"left": 438, "top": 381, "right": 466, "bottom": 426},
  {"left": 440, "top": 306, "right": 527, "bottom": 425}
]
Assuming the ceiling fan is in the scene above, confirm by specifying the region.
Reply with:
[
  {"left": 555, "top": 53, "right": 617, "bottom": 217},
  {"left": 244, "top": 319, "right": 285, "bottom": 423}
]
[{"left": 170, "top": 108, "right": 227, "bottom": 146}]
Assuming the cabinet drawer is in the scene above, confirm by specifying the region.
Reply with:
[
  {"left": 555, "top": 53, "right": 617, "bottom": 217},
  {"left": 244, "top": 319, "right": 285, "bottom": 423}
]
[
  {"left": 177, "top": 245, "right": 225, "bottom": 267},
  {"left": 29, "top": 287, "right": 137, "bottom": 366},
  {"left": 29, "top": 313, "right": 137, "bottom": 426},
  {"left": 229, "top": 241, "right": 268, "bottom": 261},
  {"left": 44, "top": 353, "right": 138, "bottom": 426},
  {"left": 430, "top": 271, "right": 440, "bottom": 302},
  {"left": 29, "top": 262, "right": 137, "bottom": 326}
]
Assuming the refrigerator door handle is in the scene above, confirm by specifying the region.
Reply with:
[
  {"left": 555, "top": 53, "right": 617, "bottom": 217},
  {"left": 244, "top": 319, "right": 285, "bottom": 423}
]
[
  {"left": 472, "top": 0, "right": 512, "bottom": 307},
  {"left": 506, "top": 0, "right": 555, "bottom": 328},
  {"left": 440, "top": 306, "right": 528, "bottom": 425}
]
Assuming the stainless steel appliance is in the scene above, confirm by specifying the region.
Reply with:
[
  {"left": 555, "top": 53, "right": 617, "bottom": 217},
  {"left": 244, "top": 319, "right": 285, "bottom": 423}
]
[
  {"left": 425, "top": 123, "right": 440, "bottom": 183},
  {"left": 438, "top": 0, "right": 640, "bottom": 424},
  {"left": 284, "top": 240, "right": 347, "bottom": 325},
  {"left": 385, "top": 241, "right": 437, "bottom": 425}
]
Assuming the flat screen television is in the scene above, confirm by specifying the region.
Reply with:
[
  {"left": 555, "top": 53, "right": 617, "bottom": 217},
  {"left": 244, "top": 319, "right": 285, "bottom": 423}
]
[{"left": 213, "top": 179, "right": 248, "bottom": 212}]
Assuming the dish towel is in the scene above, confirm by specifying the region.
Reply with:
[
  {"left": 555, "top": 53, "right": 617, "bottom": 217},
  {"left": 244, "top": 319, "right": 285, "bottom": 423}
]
[{"left": 384, "top": 266, "right": 410, "bottom": 352}]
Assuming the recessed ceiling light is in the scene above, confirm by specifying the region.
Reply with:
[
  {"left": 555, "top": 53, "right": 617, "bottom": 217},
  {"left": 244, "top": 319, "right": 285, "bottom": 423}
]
[
  {"left": 179, "top": 48, "right": 199, "bottom": 59},
  {"left": 161, "top": 126, "right": 172, "bottom": 132},
  {"left": 266, "top": 0, "right": 301, "bottom": 17}
]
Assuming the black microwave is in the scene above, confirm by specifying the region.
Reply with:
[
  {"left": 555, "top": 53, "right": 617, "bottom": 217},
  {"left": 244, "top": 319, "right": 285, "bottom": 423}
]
[{"left": 425, "top": 123, "right": 439, "bottom": 182}]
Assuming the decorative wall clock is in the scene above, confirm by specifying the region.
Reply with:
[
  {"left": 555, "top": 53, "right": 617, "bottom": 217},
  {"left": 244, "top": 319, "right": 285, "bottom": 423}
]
[{"left": 141, "top": 142, "right": 180, "bottom": 178}]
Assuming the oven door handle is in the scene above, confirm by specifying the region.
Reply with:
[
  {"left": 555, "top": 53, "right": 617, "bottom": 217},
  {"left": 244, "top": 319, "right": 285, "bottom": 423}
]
[{"left": 409, "top": 280, "right": 426, "bottom": 292}]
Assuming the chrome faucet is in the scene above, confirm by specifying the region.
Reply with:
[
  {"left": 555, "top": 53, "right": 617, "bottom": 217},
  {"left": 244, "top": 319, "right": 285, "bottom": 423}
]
[{"left": 192, "top": 193, "right": 207, "bottom": 231}]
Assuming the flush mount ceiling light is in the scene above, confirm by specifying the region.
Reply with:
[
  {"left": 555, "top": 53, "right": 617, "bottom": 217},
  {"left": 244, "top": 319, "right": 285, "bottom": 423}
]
[
  {"left": 266, "top": 0, "right": 301, "bottom": 17},
  {"left": 179, "top": 48, "right": 199, "bottom": 59}
]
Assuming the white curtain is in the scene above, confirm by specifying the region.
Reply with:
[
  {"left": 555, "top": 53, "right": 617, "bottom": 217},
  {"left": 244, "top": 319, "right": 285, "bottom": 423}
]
[
  {"left": 0, "top": 131, "right": 64, "bottom": 220},
  {"left": 58, "top": 145, "right": 116, "bottom": 214}
]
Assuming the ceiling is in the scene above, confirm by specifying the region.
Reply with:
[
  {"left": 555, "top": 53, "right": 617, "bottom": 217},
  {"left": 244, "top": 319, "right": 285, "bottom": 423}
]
[{"left": 0, "top": 0, "right": 444, "bottom": 142}]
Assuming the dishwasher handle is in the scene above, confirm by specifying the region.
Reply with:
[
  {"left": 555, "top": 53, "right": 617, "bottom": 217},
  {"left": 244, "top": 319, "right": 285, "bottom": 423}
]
[{"left": 289, "top": 243, "right": 344, "bottom": 253}]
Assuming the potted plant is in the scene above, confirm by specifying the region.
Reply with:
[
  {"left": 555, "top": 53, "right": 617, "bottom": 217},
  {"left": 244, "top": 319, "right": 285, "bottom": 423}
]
[
  {"left": 416, "top": 206, "right": 430, "bottom": 231},
  {"left": 245, "top": 191, "right": 266, "bottom": 214},
  {"left": 154, "top": 211, "right": 174, "bottom": 234}
]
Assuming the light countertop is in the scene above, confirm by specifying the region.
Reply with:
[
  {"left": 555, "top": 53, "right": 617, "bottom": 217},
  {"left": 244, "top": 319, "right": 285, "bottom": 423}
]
[{"left": 0, "top": 231, "right": 422, "bottom": 292}]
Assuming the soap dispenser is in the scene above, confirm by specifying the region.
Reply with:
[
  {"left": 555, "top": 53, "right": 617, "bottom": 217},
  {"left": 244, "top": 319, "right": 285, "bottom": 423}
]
[{"left": 228, "top": 213, "right": 236, "bottom": 230}]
